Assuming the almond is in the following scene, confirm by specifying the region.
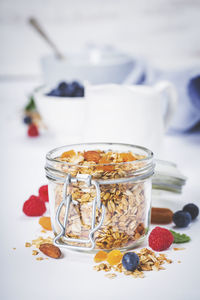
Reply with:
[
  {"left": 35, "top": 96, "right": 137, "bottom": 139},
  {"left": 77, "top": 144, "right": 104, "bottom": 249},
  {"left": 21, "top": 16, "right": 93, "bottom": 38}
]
[{"left": 39, "top": 243, "right": 61, "bottom": 259}]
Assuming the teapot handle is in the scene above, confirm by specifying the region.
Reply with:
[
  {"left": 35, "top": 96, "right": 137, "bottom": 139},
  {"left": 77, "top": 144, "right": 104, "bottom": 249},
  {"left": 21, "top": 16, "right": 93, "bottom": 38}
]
[{"left": 154, "top": 81, "right": 177, "bottom": 130}]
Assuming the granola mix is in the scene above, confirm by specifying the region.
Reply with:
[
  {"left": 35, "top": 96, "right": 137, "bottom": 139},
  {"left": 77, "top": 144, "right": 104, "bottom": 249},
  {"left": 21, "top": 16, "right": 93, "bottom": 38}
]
[
  {"left": 48, "top": 149, "right": 152, "bottom": 250},
  {"left": 93, "top": 248, "right": 172, "bottom": 279}
]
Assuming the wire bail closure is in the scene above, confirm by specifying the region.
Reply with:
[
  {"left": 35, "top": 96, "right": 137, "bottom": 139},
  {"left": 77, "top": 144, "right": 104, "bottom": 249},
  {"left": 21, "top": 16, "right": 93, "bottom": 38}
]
[{"left": 54, "top": 173, "right": 106, "bottom": 251}]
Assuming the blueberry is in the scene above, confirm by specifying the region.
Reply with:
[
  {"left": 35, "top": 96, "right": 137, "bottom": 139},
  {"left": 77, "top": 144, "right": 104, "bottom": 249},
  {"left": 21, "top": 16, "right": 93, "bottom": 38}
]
[
  {"left": 183, "top": 203, "right": 199, "bottom": 220},
  {"left": 58, "top": 82, "right": 68, "bottom": 91},
  {"left": 173, "top": 210, "right": 191, "bottom": 228},
  {"left": 46, "top": 81, "right": 84, "bottom": 97},
  {"left": 46, "top": 88, "right": 61, "bottom": 97},
  {"left": 71, "top": 81, "right": 84, "bottom": 97},
  {"left": 71, "top": 81, "right": 81, "bottom": 90},
  {"left": 75, "top": 86, "right": 84, "bottom": 97},
  {"left": 122, "top": 252, "right": 139, "bottom": 271},
  {"left": 23, "top": 115, "right": 32, "bottom": 124},
  {"left": 65, "top": 83, "right": 76, "bottom": 97}
]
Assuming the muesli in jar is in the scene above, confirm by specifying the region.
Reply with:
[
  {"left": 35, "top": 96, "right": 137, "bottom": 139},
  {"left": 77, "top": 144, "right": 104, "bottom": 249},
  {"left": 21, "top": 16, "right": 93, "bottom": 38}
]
[{"left": 45, "top": 143, "right": 154, "bottom": 252}]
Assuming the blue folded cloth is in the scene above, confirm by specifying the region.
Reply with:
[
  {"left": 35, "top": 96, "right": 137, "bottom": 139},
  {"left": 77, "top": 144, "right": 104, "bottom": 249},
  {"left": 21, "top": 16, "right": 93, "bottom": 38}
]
[{"left": 145, "top": 67, "right": 200, "bottom": 133}]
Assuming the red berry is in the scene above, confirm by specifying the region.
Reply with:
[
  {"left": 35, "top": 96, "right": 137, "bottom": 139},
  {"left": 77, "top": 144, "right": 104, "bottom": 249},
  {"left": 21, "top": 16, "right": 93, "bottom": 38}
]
[
  {"left": 149, "top": 226, "right": 174, "bottom": 251},
  {"left": 23, "top": 195, "right": 46, "bottom": 216},
  {"left": 39, "top": 185, "right": 49, "bottom": 202},
  {"left": 28, "top": 124, "right": 39, "bottom": 137}
]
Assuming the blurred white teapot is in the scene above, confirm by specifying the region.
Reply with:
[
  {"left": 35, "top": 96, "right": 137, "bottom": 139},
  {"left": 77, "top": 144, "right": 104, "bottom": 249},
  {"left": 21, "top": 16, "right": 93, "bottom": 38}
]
[{"left": 84, "top": 82, "right": 177, "bottom": 156}]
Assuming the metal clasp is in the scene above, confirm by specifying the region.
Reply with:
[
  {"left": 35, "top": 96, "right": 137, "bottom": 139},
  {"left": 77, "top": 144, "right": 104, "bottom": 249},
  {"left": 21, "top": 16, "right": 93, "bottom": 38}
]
[{"left": 54, "top": 174, "right": 105, "bottom": 251}]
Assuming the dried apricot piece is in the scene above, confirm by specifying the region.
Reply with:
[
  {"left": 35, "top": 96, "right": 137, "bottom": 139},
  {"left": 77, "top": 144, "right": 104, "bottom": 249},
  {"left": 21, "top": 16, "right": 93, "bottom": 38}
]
[
  {"left": 107, "top": 250, "right": 123, "bottom": 266},
  {"left": 83, "top": 151, "right": 100, "bottom": 163},
  {"left": 61, "top": 150, "right": 76, "bottom": 158},
  {"left": 39, "top": 216, "right": 52, "bottom": 231},
  {"left": 97, "top": 157, "right": 114, "bottom": 171},
  {"left": 120, "top": 152, "right": 136, "bottom": 162},
  {"left": 94, "top": 250, "right": 108, "bottom": 263}
]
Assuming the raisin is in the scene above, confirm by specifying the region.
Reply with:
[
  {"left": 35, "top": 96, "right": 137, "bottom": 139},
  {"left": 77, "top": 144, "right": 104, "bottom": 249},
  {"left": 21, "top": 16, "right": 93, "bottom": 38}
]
[
  {"left": 106, "top": 250, "right": 123, "bottom": 266},
  {"left": 39, "top": 216, "right": 52, "bottom": 231},
  {"left": 83, "top": 151, "right": 100, "bottom": 163},
  {"left": 94, "top": 250, "right": 108, "bottom": 263}
]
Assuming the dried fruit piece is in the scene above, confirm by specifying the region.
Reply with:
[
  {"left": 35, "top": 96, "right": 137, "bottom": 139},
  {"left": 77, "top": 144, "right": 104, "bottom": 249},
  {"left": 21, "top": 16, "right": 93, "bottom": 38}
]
[
  {"left": 151, "top": 207, "right": 173, "bottom": 224},
  {"left": 39, "top": 243, "right": 61, "bottom": 259},
  {"left": 97, "top": 158, "right": 114, "bottom": 171},
  {"left": 107, "top": 250, "right": 123, "bottom": 266},
  {"left": 120, "top": 152, "right": 136, "bottom": 162},
  {"left": 94, "top": 250, "right": 108, "bottom": 263},
  {"left": 83, "top": 151, "right": 100, "bottom": 163},
  {"left": 23, "top": 195, "right": 46, "bottom": 216},
  {"left": 39, "top": 185, "right": 49, "bottom": 202},
  {"left": 61, "top": 150, "right": 76, "bottom": 158},
  {"left": 39, "top": 216, "right": 52, "bottom": 231}
]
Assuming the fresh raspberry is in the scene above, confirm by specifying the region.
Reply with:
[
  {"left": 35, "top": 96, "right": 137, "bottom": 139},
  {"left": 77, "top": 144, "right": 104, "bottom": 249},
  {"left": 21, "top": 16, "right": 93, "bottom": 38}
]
[
  {"left": 23, "top": 195, "right": 46, "bottom": 216},
  {"left": 28, "top": 124, "right": 39, "bottom": 137},
  {"left": 149, "top": 226, "right": 174, "bottom": 251},
  {"left": 39, "top": 185, "right": 49, "bottom": 202}
]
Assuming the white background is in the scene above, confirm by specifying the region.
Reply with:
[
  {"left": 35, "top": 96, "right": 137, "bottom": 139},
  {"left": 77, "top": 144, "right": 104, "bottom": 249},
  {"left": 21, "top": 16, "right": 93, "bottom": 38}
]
[
  {"left": 0, "top": 1, "right": 200, "bottom": 299},
  {"left": 0, "top": 0, "right": 200, "bottom": 77}
]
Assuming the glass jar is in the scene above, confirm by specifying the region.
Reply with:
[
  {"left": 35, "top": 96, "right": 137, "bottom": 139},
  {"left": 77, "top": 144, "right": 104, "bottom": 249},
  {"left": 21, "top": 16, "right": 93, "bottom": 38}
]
[{"left": 45, "top": 143, "right": 154, "bottom": 252}]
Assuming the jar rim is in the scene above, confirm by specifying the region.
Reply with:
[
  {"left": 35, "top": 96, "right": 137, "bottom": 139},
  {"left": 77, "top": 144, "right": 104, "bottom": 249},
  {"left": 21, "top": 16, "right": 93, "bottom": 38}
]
[{"left": 46, "top": 142, "right": 153, "bottom": 168}]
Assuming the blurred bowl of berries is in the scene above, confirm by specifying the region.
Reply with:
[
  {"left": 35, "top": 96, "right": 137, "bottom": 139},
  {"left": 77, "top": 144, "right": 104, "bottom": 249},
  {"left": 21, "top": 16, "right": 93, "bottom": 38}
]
[{"left": 34, "top": 81, "right": 86, "bottom": 139}]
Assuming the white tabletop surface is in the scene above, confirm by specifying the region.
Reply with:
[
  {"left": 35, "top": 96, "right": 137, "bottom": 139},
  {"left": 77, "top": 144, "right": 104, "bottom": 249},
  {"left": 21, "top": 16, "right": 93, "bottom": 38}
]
[{"left": 1, "top": 80, "right": 200, "bottom": 300}]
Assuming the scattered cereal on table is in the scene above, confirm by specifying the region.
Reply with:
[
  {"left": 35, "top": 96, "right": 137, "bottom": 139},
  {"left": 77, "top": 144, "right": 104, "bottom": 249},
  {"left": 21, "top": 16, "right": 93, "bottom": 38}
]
[
  {"left": 93, "top": 248, "right": 173, "bottom": 279},
  {"left": 93, "top": 263, "right": 111, "bottom": 272},
  {"left": 36, "top": 257, "right": 44, "bottom": 261},
  {"left": 105, "top": 273, "right": 117, "bottom": 279},
  {"left": 31, "top": 236, "right": 53, "bottom": 248},
  {"left": 173, "top": 247, "right": 185, "bottom": 251}
]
